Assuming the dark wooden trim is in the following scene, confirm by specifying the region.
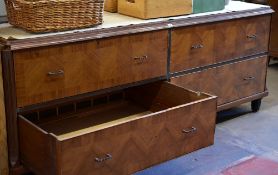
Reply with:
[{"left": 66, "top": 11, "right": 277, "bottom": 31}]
[
  {"left": 166, "top": 29, "right": 172, "bottom": 81},
  {"left": 17, "top": 76, "right": 167, "bottom": 114},
  {"left": 1, "top": 50, "right": 19, "bottom": 167},
  {"left": 1, "top": 7, "right": 274, "bottom": 51},
  {"left": 170, "top": 52, "right": 268, "bottom": 78},
  {"left": 217, "top": 91, "right": 269, "bottom": 111}
]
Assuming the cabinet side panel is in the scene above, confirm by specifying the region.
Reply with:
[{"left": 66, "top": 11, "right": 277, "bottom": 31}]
[{"left": 0, "top": 51, "right": 9, "bottom": 175}]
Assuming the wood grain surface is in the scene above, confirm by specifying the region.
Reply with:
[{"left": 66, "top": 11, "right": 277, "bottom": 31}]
[
  {"left": 18, "top": 82, "right": 217, "bottom": 175},
  {"left": 118, "top": 0, "right": 192, "bottom": 19},
  {"left": 268, "top": 0, "right": 278, "bottom": 57},
  {"left": 171, "top": 56, "right": 268, "bottom": 106},
  {"left": 59, "top": 99, "right": 216, "bottom": 175},
  {"left": 14, "top": 31, "right": 168, "bottom": 107},
  {"left": 0, "top": 51, "right": 9, "bottom": 175},
  {"left": 171, "top": 15, "right": 270, "bottom": 73}
]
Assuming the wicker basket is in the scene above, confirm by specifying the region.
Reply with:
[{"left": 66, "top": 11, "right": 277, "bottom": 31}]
[
  {"left": 104, "top": 0, "right": 117, "bottom": 13},
  {"left": 4, "top": 0, "right": 104, "bottom": 33}
]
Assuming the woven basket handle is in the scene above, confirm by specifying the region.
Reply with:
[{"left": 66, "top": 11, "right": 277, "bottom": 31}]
[{"left": 5, "top": 0, "right": 22, "bottom": 10}]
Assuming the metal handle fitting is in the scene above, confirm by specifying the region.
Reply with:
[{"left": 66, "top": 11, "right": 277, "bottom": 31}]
[
  {"left": 244, "top": 76, "right": 255, "bottom": 81},
  {"left": 134, "top": 55, "right": 148, "bottom": 64},
  {"left": 95, "top": 154, "right": 112, "bottom": 163},
  {"left": 191, "top": 44, "right": 204, "bottom": 49},
  {"left": 47, "top": 70, "right": 64, "bottom": 77},
  {"left": 247, "top": 34, "right": 257, "bottom": 39},
  {"left": 182, "top": 127, "right": 197, "bottom": 134}
]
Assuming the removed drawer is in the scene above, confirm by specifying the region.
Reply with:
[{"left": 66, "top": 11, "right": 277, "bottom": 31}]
[
  {"left": 14, "top": 30, "right": 168, "bottom": 107},
  {"left": 171, "top": 56, "right": 267, "bottom": 106},
  {"left": 18, "top": 82, "right": 217, "bottom": 175}
]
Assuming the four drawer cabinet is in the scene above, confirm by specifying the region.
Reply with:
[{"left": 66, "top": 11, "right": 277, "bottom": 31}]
[
  {"left": 0, "top": 4, "right": 272, "bottom": 175},
  {"left": 18, "top": 82, "right": 217, "bottom": 175}
]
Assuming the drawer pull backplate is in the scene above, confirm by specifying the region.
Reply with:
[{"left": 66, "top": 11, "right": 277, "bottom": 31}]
[
  {"left": 182, "top": 127, "right": 197, "bottom": 134},
  {"left": 95, "top": 154, "right": 112, "bottom": 163}
]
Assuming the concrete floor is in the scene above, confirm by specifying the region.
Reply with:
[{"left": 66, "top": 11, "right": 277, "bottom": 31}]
[{"left": 136, "top": 62, "right": 278, "bottom": 175}]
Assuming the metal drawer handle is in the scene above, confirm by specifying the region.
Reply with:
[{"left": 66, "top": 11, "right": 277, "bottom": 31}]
[
  {"left": 247, "top": 34, "right": 257, "bottom": 39},
  {"left": 182, "top": 127, "right": 197, "bottom": 134},
  {"left": 134, "top": 55, "right": 148, "bottom": 64},
  {"left": 191, "top": 44, "right": 204, "bottom": 49},
  {"left": 95, "top": 154, "right": 112, "bottom": 163},
  {"left": 244, "top": 76, "right": 255, "bottom": 81},
  {"left": 47, "top": 70, "right": 64, "bottom": 77}
]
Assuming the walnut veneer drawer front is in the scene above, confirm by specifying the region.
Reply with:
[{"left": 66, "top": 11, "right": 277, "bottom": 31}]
[
  {"left": 14, "top": 31, "right": 168, "bottom": 107},
  {"left": 171, "top": 56, "right": 267, "bottom": 105},
  {"left": 171, "top": 23, "right": 215, "bottom": 72},
  {"left": 171, "top": 15, "right": 270, "bottom": 73},
  {"left": 18, "top": 82, "right": 217, "bottom": 175}
]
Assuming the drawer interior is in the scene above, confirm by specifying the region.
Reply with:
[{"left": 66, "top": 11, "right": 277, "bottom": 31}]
[{"left": 20, "top": 82, "right": 210, "bottom": 139}]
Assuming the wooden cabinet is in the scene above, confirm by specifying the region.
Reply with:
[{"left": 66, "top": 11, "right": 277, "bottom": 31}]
[
  {"left": 268, "top": 0, "right": 278, "bottom": 57},
  {"left": 18, "top": 82, "right": 216, "bottom": 175},
  {"left": 0, "top": 3, "right": 273, "bottom": 175}
]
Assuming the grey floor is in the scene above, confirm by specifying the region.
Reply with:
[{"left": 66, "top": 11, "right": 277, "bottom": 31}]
[{"left": 137, "top": 61, "right": 278, "bottom": 175}]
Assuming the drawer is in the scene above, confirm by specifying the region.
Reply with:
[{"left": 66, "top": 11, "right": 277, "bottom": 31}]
[
  {"left": 171, "top": 23, "right": 215, "bottom": 73},
  {"left": 215, "top": 15, "right": 270, "bottom": 63},
  {"left": 14, "top": 31, "right": 168, "bottom": 107},
  {"left": 170, "top": 16, "right": 270, "bottom": 73},
  {"left": 171, "top": 56, "right": 267, "bottom": 106},
  {"left": 236, "top": 15, "right": 270, "bottom": 58},
  {"left": 18, "top": 82, "right": 217, "bottom": 175}
]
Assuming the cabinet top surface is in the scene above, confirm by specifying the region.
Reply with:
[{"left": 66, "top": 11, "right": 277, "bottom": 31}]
[{"left": 0, "top": 1, "right": 273, "bottom": 50}]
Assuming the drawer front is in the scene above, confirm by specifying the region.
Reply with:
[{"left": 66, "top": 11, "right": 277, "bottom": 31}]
[
  {"left": 14, "top": 31, "right": 168, "bottom": 107},
  {"left": 171, "top": 56, "right": 267, "bottom": 105},
  {"left": 236, "top": 15, "right": 270, "bottom": 57},
  {"left": 59, "top": 99, "right": 216, "bottom": 175},
  {"left": 171, "top": 24, "right": 215, "bottom": 73},
  {"left": 171, "top": 15, "right": 270, "bottom": 73}
]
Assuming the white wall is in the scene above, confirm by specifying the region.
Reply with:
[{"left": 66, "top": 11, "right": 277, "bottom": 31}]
[{"left": 0, "top": 0, "right": 6, "bottom": 17}]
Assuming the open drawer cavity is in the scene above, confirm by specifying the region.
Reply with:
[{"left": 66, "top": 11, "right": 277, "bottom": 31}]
[{"left": 18, "top": 82, "right": 217, "bottom": 175}]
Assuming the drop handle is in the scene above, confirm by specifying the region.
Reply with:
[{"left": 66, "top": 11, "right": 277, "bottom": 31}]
[
  {"left": 247, "top": 34, "right": 257, "bottom": 39},
  {"left": 191, "top": 44, "right": 204, "bottom": 49},
  {"left": 47, "top": 70, "right": 64, "bottom": 77},
  {"left": 243, "top": 76, "right": 256, "bottom": 81},
  {"left": 182, "top": 127, "right": 197, "bottom": 134},
  {"left": 95, "top": 154, "right": 112, "bottom": 163}
]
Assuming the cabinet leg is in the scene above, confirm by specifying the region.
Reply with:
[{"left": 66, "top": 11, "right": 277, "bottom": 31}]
[{"left": 251, "top": 99, "right": 262, "bottom": 112}]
